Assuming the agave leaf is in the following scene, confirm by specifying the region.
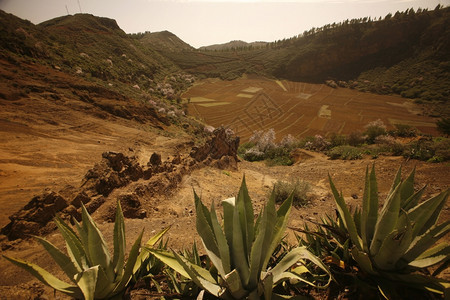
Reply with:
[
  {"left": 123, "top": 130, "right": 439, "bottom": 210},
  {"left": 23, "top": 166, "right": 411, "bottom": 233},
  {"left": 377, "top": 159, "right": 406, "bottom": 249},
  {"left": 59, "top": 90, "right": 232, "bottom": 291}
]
[
  {"left": 54, "top": 216, "right": 88, "bottom": 271},
  {"left": 361, "top": 166, "right": 378, "bottom": 252},
  {"left": 258, "top": 192, "right": 278, "bottom": 280},
  {"left": 113, "top": 201, "right": 125, "bottom": 278},
  {"left": 381, "top": 271, "right": 448, "bottom": 295},
  {"left": 400, "top": 221, "right": 450, "bottom": 267},
  {"left": 133, "top": 226, "right": 170, "bottom": 274},
  {"left": 237, "top": 176, "right": 255, "bottom": 255},
  {"left": 388, "top": 167, "right": 402, "bottom": 196},
  {"left": 173, "top": 251, "right": 222, "bottom": 297},
  {"left": 409, "top": 243, "right": 450, "bottom": 268},
  {"left": 74, "top": 265, "right": 99, "bottom": 300},
  {"left": 147, "top": 248, "right": 191, "bottom": 278},
  {"left": 224, "top": 269, "right": 248, "bottom": 299},
  {"left": 370, "top": 182, "right": 402, "bottom": 256},
  {"left": 3, "top": 255, "right": 81, "bottom": 297},
  {"left": 81, "top": 205, "right": 115, "bottom": 282},
  {"left": 195, "top": 198, "right": 224, "bottom": 276},
  {"left": 222, "top": 197, "right": 236, "bottom": 255},
  {"left": 329, "top": 175, "right": 362, "bottom": 250},
  {"left": 210, "top": 200, "right": 232, "bottom": 276},
  {"left": 194, "top": 190, "right": 213, "bottom": 229},
  {"left": 248, "top": 198, "right": 271, "bottom": 290},
  {"left": 372, "top": 215, "right": 413, "bottom": 271},
  {"left": 112, "top": 229, "right": 144, "bottom": 295},
  {"left": 271, "top": 247, "right": 331, "bottom": 286},
  {"left": 409, "top": 190, "right": 449, "bottom": 238},
  {"left": 263, "top": 192, "right": 294, "bottom": 271},
  {"left": 262, "top": 272, "right": 273, "bottom": 300},
  {"left": 351, "top": 247, "right": 376, "bottom": 275},
  {"left": 231, "top": 199, "right": 250, "bottom": 286},
  {"left": 33, "top": 236, "right": 79, "bottom": 281},
  {"left": 402, "top": 185, "right": 426, "bottom": 212},
  {"left": 399, "top": 168, "right": 415, "bottom": 206},
  {"left": 92, "top": 264, "right": 116, "bottom": 299}
]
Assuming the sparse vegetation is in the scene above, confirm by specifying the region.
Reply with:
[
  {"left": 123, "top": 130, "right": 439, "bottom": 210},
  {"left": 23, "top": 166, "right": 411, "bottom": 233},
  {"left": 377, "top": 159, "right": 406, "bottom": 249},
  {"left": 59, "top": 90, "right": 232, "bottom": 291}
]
[
  {"left": 147, "top": 177, "right": 331, "bottom": 299},
  {"left": 3, "top": 202, "right": 168, "bottom": 300},
  {"left": 239, "top": 129, "right": 298, "bottom": 166},
  {"left": 270, "top": 179, "right": 310, "bottom": 207},
  {"left": 323, "top": 166, "right": 450, "bottom": 298}
]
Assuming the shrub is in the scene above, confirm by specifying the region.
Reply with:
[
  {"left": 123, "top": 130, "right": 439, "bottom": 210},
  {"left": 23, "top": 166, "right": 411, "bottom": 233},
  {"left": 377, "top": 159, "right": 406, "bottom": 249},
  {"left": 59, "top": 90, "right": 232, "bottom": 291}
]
[
  {"left": 436, "top": 117, "right": 450, "bottom": 136},
  {"left": 328, "top": 146, "right": 363, "bottom": 160},
  {"left": 347, "top": 131, "right": 365, "bottom": 147},
  {"left": 329, "top": 132, "right": 347, "bottom": 148},
  {"left": 403, "top": 138, "right": 434, "bottom": 161},
  {"left": 243, "top": 147, "right": 265, "bottom": 162},
  {"left": 270, "top": 179, "right": 310, "bottom": 207},
  {"left": 364, "top": 119, "right": 387, "bottom": 144},
  {"left": 303, "top": 135, "right": 331, "bottom": 151},
  {"left": 327, "top": 166, "right": 449, "bottom": 297},
  {"left": 241, "top": 130, "right": 297, "bottom": 165},
  {"left": 148, "top": 177, "right": 331, "bottom": 299},
  {"left": 374, "top": 135, "right": 405, "bottom": 156},
  {"left": 391, "top": 123, "right": 417, "bottom": 137}
]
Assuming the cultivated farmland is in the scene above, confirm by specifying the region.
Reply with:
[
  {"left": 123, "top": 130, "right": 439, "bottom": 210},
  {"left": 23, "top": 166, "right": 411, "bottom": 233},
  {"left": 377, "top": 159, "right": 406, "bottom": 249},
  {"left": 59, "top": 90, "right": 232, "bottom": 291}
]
[{"left": 183, "top": 77, "right": 439, "bottom": 141}]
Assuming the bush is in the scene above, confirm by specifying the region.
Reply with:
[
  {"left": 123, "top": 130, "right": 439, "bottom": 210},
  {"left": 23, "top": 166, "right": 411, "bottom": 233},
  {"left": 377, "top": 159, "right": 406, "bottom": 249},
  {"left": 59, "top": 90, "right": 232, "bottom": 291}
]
[
  {"left": 329, "top": 132, "right": 347, "bottom": 148},
  {"left": 374, "top": 135, "right": 405, "bottom": 156},
  {"left": 391, "top": 123, "right": 418, "bottom": 137},
  {"left": 436, "top": 117, "right": 450, "bottom": 136},
  {"left": 303, "top": 135, "right": 331, "bottom": 151},
  {"left": 403, "top": 138, "right": 434, "bottom": 161},
  {"left": 270, "top": 179, "right": 310, "bottom": 206},
  {"left": 364, "top": 119, "right": 387, "bottom": 144},
  {"left": 242, "top": 147, "right": 265, "bottom": 162},
  {"left": 347, "top": 131, "right": 365, "bottom": 146},
  {"left": 328, "top": 146, "right": 363, "bottom": 160},
  {"left": 241, "top": 130, "right": 297, "bottom": 165}
]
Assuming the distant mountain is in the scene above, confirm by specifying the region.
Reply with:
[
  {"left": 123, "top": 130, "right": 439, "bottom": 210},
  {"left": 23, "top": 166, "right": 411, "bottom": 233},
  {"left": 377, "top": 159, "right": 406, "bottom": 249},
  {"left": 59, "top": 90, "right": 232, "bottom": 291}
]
[
  {"left": 139, "top": 31, "right": 194, "bottom": 52},
  {"left": 199, "top": 40, "right": 267, "bottom": 51}
]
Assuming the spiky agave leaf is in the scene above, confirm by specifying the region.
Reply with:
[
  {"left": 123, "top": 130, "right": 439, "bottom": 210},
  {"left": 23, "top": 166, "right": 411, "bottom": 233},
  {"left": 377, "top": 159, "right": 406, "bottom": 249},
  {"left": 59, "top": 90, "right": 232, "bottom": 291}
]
[{"left": 2, "top": 255, "right": 81, "bottom": 298}]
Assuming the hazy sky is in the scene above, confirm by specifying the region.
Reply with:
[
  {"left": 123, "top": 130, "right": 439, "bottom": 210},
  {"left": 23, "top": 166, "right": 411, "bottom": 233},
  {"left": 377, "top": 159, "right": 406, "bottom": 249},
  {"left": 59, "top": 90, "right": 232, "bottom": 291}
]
[{"left": 1, "top": 0, "right": 448, "bottom": 48}]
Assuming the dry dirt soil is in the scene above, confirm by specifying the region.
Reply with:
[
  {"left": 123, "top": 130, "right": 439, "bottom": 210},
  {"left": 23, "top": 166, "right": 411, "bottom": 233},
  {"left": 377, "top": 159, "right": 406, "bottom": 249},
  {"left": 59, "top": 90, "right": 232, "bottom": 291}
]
[
  {"left": 0, "top": 59, "right": 448, "bottom": 299},
  {"left": 184, "top": 77, "right": 439, "bottom": 141}
]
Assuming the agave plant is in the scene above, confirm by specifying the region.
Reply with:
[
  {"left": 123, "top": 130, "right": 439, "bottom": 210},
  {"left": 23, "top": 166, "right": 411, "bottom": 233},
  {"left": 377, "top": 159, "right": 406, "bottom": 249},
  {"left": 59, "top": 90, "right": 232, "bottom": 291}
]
[
  {"left": 4, "top": 202, "right": 167, "bottom": 300},
  {"left": 328, "top": 166, "right": 450, "bottom": 297},
  {"left": 148, "top": 177, "right": 331, "bottom": 299}
]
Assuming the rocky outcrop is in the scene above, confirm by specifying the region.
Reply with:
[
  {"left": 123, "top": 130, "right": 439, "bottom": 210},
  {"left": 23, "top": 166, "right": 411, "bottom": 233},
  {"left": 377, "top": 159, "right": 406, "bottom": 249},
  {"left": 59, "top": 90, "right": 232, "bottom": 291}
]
[
  {"left": 190, "top": 127, "right": 239, "bottom": 165},
  {"left": 1, "top": 127, "right": 240, "bottom": 241}
]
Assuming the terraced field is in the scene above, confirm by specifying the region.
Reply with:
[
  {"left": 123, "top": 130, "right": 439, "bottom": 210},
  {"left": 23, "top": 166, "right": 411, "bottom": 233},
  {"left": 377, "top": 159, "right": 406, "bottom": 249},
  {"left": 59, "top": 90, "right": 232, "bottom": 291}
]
[{"left": 183, "top": 77, "right": 439, "bottom": 141}]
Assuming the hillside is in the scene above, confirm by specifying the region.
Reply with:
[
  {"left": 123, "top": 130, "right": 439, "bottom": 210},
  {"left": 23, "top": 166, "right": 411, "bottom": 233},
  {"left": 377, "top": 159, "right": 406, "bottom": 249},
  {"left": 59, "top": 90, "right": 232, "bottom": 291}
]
[
  {"left": 199, "top": 40, "right": 268, "bottom": 51},
  {"left": 158, "top": 6, "right": 449, "bottom": 107},
  {"left": 138, "top": 30, "right": 194, "bottom": 52}
]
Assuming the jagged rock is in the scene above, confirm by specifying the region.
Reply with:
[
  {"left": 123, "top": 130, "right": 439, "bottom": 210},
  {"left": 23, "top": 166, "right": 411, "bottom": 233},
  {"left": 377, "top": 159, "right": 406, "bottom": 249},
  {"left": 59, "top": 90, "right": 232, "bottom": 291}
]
[
  {"left": 190, "top": 127, "right": 239, "bottom": 162},
  {"left": 118, "top": 193, "right": 146, "bottom": 219},
  {"left": 149, "top": 152, "right": 162, "bottom": 166},
  {"left": 1, "top": 191, "right": 68, "bottom": 240},
  {"left": 85, "top": 196, "right": 106, "bottom": 214},
  {"left": 71, "top": 191, "right": 91, "bottom": 208}
]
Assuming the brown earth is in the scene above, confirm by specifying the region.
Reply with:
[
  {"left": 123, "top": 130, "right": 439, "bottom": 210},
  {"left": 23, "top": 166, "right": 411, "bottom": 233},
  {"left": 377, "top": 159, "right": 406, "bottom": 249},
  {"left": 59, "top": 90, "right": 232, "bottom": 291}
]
[
  {"left": 0, "top": 60, "right": 448, "bottom": 298},
  {"left": 183, "top": 77, "right": 440, "bottom": 141}
]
